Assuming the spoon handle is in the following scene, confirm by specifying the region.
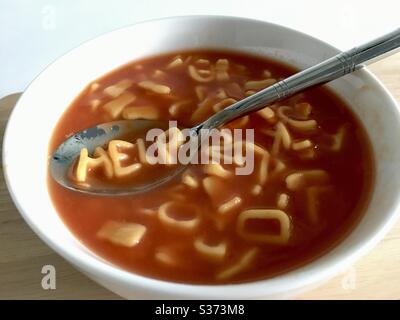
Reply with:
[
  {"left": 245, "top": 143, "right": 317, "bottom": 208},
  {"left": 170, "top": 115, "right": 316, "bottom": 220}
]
[{"left": 199, "top": 28, "right": 400, "bottom": 130}]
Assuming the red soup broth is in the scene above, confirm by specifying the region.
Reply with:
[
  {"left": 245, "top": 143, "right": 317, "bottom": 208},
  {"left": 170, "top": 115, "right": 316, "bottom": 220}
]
[{"left": 48, "top": 50, "right": 374, "bottom": 284}]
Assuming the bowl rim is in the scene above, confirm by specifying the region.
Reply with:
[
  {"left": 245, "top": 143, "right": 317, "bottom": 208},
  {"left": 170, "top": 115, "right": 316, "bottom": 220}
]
[{"left": 3, "top": 15, "right": 400, "bottom": 299}]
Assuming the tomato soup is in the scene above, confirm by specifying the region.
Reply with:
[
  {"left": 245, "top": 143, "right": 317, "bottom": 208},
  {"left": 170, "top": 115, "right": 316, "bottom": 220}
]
[{"left": 48, "top": 50, "right": 374, "bottom": 284}]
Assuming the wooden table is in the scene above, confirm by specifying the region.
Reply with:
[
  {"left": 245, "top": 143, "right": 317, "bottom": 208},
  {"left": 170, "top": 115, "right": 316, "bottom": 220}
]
[{"left": 1, "top": 54, "right": 400, "bottom": 300}]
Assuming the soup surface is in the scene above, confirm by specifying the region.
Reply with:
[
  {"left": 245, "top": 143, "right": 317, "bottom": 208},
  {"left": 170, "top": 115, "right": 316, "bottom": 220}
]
[{"left": 48, "top": 50, "right": 374, "bottom": 284}]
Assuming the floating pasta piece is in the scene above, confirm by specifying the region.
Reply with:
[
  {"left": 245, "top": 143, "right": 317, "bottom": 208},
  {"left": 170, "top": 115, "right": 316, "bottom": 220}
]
[
  {"left": 237, "top": 209, "right": 291, "bottom": 245},
  {"left": 215, "top": 88, "right": 227, "bottom": 99},
  {"left": 138, "top": 207, "right": 158, "bottom": 215},
  {"left": 156, "top": 252, "right": 178, "bottom": 267},
  {"left": 195, "top": 85, "right": 207, "bottom": 101},
  {"left": 75, "top": 147, "right": 113, "bottom": 182},
  {"left": 89, "top": 99, "right": 101, "bottom": 111},
  {"left": 216, "top": 248, "right": 258, "bottom": 280},
  {"left": 198, "top": 69, "right": 212, "bottom": 76},
  {"left": 307, "top": 186, "right": 333, "bottom": 224},
  {"left": 295, "top": 102, "right": 312, "bottom": 119},
  {"left": 285, "top": 170, "right": 329, "bottom": 191},
  {"left": 245, "top": 90, "right": 256, "bottom": 96},
  {"left": 138, "top": 80, "right": 171, "bottom": 94},
  {"left": 276, "top": 122, "right": 291, "bottom": 149},
  {"left": 182, "top": 170, "right": 199, "bottom": 189},
  {"left": 154, "top": 245, "right": 187, "bottom": 267},
  {"left": 215, "top": 59, "right": 230, "bottom": 81},
  {"left": 277, "top": 193, "right": 289, "bottom": 210},
  {"left": 122, "top": 105, "right": 160, "bottom": 120},
  {"left": 152, "top": 69, "right": 167, "bottom": 79},
  {"left": 194, "top": 238, "right": 227, "bottom": 262},
  {"left": 244, "top": 78, "right": 276, "bottom": 90},
  {"left": 169, "top": 100, "right": 191, "bottom": 117},
  {"left": 196, "top": 58, "right": 210, "bottom": 66},
  {"left": 258, "top": 154, "right": 269, "bottom": 185},
  {"left": 330, "top": 127, "right": 346, "bottom": 151},
  {"left": 191, "top": 97, "right": 214, "bottom": 123},
  {"left": 133, "top": 64, "right": 143, "bottom": 70},
  {"left": 158, "top": 201, "right": 200, "bottom": 231},
  {"left": 263, "top": 70, "right": 272, "bottom": 78},
  {"left": 216, "top": 59, "right": 229, "bottom": 67},
  {"left": 212, "top": 98, "right": 237, "bottom": 112},
  {"left": 135, "top": 138, "right": 148, "bottom": 164},
  {"left": 276, "top": 105, "right": 293, "bottom": 121},
  {"left": 89, "top": 82, "right": 100, "bottom": 93},
  {"left": 257, "top": 106, "right": 275, "bottom": 121},
  {"left": 103, "top": 92, "right": 136, "bottom": 119},
  {"left": 103, "top": 79, "right": 133, "bottom": 98},
  {"left": 251, "top": 184, "right": 262, "bottom": 196},
  {"left": 292, "top": 139, "right": 313, "bottom": 151},
  {"left": 108, "top": 140, "right": 142, "bottom": 177},
  {"left": 188, "top": 65, "right": 215, "bottom": 83},
  {"left": 166, "top": 56, "right": 184, "bottom": 69},
  {"left": 203, "top": 163, "right": 232, "bottom": 179},
  {"left": 271, "top": 122, "right": 292, "bottom": 155},
  {"left": 287, "top": 118, "right": 317, "bottom": 132},
  {"left": 218, "top": 196, "right": 243, "bottom": 214},
  {"left": 97, "top": 221, "right": 146, "bottom": 247}
]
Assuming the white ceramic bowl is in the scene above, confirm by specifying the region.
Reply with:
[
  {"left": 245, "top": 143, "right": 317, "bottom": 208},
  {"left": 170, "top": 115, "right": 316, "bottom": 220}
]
[{"left": 3, "top": 16, "right": 400, "bottom": 299}]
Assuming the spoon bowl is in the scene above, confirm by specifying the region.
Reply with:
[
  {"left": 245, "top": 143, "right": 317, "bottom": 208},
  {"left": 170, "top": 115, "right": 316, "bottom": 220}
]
[{"left": 50, "top": 119, "right": 184, "bottom": 195}]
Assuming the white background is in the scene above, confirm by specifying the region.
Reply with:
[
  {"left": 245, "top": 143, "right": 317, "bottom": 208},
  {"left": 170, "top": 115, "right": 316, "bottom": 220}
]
[{"left": 1, "top": 0, "right": 399, "bottom": 98}]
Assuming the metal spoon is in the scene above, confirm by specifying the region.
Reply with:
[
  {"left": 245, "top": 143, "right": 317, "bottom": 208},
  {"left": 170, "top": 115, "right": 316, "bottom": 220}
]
[{"left": 51, "top": 28, "right": 400, "bottom": 195}]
